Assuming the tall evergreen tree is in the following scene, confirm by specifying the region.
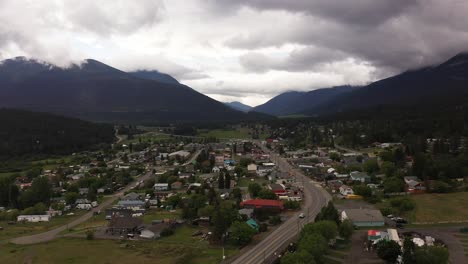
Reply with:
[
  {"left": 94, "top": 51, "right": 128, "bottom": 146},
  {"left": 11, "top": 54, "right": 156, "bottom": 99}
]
[{"left": 218, "top": 173, "right": 225, "bottom": 190}]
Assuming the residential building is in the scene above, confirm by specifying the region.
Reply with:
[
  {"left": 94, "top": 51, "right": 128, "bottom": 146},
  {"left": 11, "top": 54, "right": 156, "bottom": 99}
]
[
  {"left": 339, "top": 185, "right": 354, "bottom": 196},
  {"left": 17, "top": 215, "right": 51, "bottom": 222},
  {"left": 154, "top": 183, "right": 169, "bottom": 191},
  {"left": 341, "top": 209, "right": 385, "bottom": 227}
]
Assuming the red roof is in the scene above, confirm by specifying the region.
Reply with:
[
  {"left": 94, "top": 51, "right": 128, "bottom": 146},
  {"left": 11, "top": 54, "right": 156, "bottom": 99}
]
[{"left": 240, "top": 199, "right": 284, "bottom": 210}]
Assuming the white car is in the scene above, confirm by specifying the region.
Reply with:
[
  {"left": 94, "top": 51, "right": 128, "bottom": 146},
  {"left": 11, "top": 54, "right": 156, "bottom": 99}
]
[{"left": 299, "top": 213, "right": 305, "bottom": 218}]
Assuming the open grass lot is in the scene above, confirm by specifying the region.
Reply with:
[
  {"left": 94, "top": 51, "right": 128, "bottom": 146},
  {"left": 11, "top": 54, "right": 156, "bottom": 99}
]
[
  {"left": 197, "top": 128, "right": 251, "bottom": 139},
  {"left": 0, "top": 225, "right": 238, "bottom": 264},
  {"left": 0, "top": 211, "right": 86, "bottom": 242},
  {"left": 411, "top": 192, "right": 468, "bottom": 223},
  {"left": 122, "top": 132, "right": 172, "bottom": 145},
  {"left": 238, "top": 177, "right": 269, "bottom": 188},
  {"left": 142, "top": 209, "right": 182, "bottom": 224}
]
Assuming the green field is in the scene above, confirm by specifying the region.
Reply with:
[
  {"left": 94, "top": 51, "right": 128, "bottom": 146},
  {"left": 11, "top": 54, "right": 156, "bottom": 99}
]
[
  {"left": 238, "top": 177, "right": 269, "bottom": 188},
  {"left": 0, "top": 211, "right": 86, "bottom": 242},
  {"left": 411, "top": 192, "right": 468, "bottom": 223},
  {"left": 0, "top": 225, "right": 238, "bottom": 264},
  {"left": 197, "top": 128, "right": 251, "bottom": 139}
]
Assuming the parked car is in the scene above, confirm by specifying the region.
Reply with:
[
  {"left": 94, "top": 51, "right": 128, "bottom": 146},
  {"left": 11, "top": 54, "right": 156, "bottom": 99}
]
[{"left": 299, "top": 213, "right": 305, "bottom": 218}]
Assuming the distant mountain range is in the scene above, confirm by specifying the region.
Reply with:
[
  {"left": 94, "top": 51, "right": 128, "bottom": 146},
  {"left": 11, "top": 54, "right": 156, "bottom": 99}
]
[
  {"left": 0, "top": 57, "right": 268, "bottom": 123},
  {"left": 224, "top": 101, "right": 253, "bottom": 112},
  {"left": 253, "top": 52, "right": 468, "bottom": 117},
  {"left": 252, "top": 86, "right": 357, "bottom": 116}
]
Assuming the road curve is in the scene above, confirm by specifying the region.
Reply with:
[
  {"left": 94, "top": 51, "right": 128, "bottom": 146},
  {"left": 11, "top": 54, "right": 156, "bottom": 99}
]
[
  {"left": 10, "top": 171, "right": 153, "bottom": 245},
  {"left": 230, "top": 143, "right": 331, "bottom": 264}
]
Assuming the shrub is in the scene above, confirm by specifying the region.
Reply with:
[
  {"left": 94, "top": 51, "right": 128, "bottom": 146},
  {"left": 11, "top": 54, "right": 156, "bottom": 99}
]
[
  {"left": 86, "top": 230, "right": 94, "bottom": 240},
  {"left": 160, "top": 227, "right": 174, "bottom": 237}
]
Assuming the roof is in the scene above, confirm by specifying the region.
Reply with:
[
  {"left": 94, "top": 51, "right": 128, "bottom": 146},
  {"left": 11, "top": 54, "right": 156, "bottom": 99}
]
[
  {"left": 343, "top": 209, "right": 384, "bottom": 222},
  {"left": 109, "top": 217, "right": 143, "bottom": 229},
  {"left": 270, "top": 183, "right": 285, "bottom": 191},
  {"left": 240, "top": 199, "right": 284, "bottom": 209},
  {"left": 118, "top": 200, "right": 145, "bottom": 206}
]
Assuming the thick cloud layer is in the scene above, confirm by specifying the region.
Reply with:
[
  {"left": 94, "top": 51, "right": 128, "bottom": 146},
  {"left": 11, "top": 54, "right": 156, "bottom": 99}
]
[{"left": 0, "top": 0, "right": 467, "bottom": 106}]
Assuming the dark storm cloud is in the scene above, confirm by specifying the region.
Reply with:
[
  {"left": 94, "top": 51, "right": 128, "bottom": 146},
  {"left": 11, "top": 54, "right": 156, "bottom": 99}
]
[{"left": 220, "top": 0, "right": 468, "bottom": 74}]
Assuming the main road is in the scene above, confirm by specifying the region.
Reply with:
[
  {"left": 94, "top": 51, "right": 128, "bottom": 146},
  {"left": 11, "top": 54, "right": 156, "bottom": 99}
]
[
  {"left": 230, "top": 142, "right": 331, "bottom": 264},
  {"left": 10, "top": 170, "right": 154, "bottom": 245}
]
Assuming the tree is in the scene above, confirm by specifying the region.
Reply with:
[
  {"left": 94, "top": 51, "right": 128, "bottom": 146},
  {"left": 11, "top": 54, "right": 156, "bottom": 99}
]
[
  {"left": 231, "top": 188, "right": 242, "bottom": 205},
  {"left": 65, "top": 192, "right": 79, "bottom": 205},
  {"left": 381, "top": 161, "right": 396, "bottom": 177},
  {"left": 301, "top": 221, "right": 338, "bottom": 241},
  {"left": 353, "top": 184, "right": 372, "bottom": 198},
  {"left": 376, "top": 240, "right": 401, "bottom": 263},
  {"left": 339, "top": 219, "right": 354, "bottom": 240},
  {"left": 298, "top": 233, "right": 328, "bottom": 262},
  {"left": 87, "top": 187, "right": 97, "bottom": 202},
  {"left": 212, "top": 201, "right": 238, "bottom": 240},
  {"left": 229, "top": 221, "right": 256, "bottom": 246},
  {"left": 383, "top": 177, "right": 405, "bottom": 193},
  {"left": 224, "top": 172, "right": 231, "bottom": 189},
  {"left": 414, "top": 246, "right": 449, "bottom": 264},
  {"left": 281, "top": 250, "right": 316, "bottom": 264},
  {"left": 248, "top": 183, "right": 261, "bottom": 198},
  {"left": 363, "top": 159, "right": 380, "bottom": 174},
  {"left": 315, "top": 202, "right": 340, "bottom": 224},
  {"left": 402, "top": 236, "right": 416, "bottom": 264},
  {"left": 258, "top": 189, "right": 277, "bottom": 200},
  {"left": 218, "top": 173, "right": 225, "bottom": 189}
]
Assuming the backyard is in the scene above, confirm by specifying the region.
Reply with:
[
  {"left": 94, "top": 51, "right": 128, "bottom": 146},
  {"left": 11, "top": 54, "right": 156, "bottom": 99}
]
[{"left": 410, "top": 192, "right": 468, "bottom": 223}]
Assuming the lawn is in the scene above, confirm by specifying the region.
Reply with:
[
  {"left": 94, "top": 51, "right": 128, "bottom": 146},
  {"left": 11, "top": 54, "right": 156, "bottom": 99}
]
[
  {"left": 0, "top": 225, "right": 238, "bottom": 264},
  {"left": 0, "top": 210, "right": 86, "bottom": 242},
  {"left": 411, "top": 192, "right": 468, "bottom": 223},
  {"left": 238, "top": 177, "right": 269, "bottom": 188},
  {"left": 142, "top": 209, "right": 182, "bottom": 224},
  {"left": 197, "top": 128, "right": 251, "bottom": 139}
]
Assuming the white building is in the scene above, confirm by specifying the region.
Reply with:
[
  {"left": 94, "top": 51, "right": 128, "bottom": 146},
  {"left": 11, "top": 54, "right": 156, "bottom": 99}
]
[
  {"left": 154, "top": 183, "right": 169, "bottom": 191},
  {"left": 17, "top": 215, "right": 51, "bottom": 222},
  {"left": 339, "top": 185, "right": 354, "bottom": 196}
]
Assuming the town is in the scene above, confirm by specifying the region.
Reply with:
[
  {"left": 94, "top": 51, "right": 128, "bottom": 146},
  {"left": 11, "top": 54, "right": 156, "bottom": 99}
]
[{"left": 1, "top": 122, "right": 465, "bottom": 264}]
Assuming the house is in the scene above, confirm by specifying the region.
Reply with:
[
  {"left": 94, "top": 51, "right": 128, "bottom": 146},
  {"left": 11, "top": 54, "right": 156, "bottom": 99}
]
[
  {"left": 404, "top": 176, "right": 426, "bottom": 193},
  {"left": 178, "top": 173, "right": 192, "bottom": 179},
  {"left": 17, "top": 215, "right": 51, "bottom": 222},
  {"left": 238, "top": 208, "right": 254, "bottom": 219},
  {"left": 350, "top": 171, "right": 370, "bottom": 183},
  {"left": 76, "top": 203, "right": 92, "bottom": 210},
  {"left": 240, "top": 199, "right": 284, "bottom": 212},
  {"left": 67, "top": 173, "right": 85, "bottom": 181},
  {"left": 123, "top": 192, "right": 141, "bottom": 201},
  {"left": 212, "top": 167, "right": 221, "bottom": 173},
  {"left": 171, "top": 181, "right": 183, "bottom": 190},
  {"left": 269, "top": 183, "right": 287, "bottom": 195},
  {"left": 257, "top": 166, "right": 273, "bottom": 177},
  {"left": 339, "top": 185, "right": 354, "bottom": 196},
  {"left": 247, "top": 163, "right": 257, "bottom": 173},
  {"left": 154, "top": 183, "right": 169, "bottom": 191},
  {"left": 341, "top": 209, "right": 384, "bottom": 227},
  {"left": 117, "top": 200, "right": 146, "bottom": 211},
  {"left": 106, "top": 217, "right": 143, "bottom": 235},
  {"left": 105, "top": 208, "right": 133, "bottom": 219},
  {"left": 215, "top": 155, "right": 225, "bottom": 166}
]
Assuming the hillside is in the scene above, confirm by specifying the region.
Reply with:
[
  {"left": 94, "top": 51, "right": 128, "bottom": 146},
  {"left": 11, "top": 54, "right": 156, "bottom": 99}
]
[
  {"left": 0, "top": 109, "right": 115, "bottom": 159},
  {"left": 0, "top": 57, "right": 265, "bottom": 123},
  {"left": 303, "top": 53, "right": 468, "bottom": 116},
  {"left": 129, "top": 70, "right": 180, "bottom": 85},
  {"left": 252, "top": 86, "right": 356, "bottom": 116},
  {"left": 224, "top": 101, "right": 253, "bottom": 112}
]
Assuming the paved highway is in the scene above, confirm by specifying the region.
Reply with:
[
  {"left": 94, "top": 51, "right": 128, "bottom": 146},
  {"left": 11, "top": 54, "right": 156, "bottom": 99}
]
[
  {"left": 230, "top": 142, "right": 331, "bottom": 264},
  {"left": 10, "top": 171, "right": 154, "bottom": 245}
]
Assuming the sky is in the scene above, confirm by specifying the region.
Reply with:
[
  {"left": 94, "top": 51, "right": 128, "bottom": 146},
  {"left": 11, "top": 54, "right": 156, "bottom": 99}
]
[{"left": 1, "top": 0, "right": 468, "bottom": 106}]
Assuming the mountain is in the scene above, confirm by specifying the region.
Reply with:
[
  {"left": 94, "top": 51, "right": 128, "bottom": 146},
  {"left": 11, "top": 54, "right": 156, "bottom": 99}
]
[
  {"left": 224, "top": 101, "right": 253, "bottom": 112},
  {"left": 303, "top": 52, "right": 468, "bottom": 116},
  {"left": 0, "top": 108, "right": 114, "bottom": 160},
  {"left": 0, "top": 57, "right": 267, "bottom": 123},
  {"left": 129, "top": 70, "right": 180, "bottom": 85},
  {"left": 252, "top": 86, "right": 357, "bottom": 116}
]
